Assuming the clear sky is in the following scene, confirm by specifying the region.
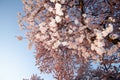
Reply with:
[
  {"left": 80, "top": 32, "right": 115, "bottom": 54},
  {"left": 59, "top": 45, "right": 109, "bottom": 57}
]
[{"left": 0, "top": 0, "right": 53, "bottom": 80}]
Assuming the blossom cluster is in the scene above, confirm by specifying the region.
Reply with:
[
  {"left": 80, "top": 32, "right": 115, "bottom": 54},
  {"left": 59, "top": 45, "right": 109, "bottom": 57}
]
[{"left": 18, "top": 0, "right": 120, "bottom": 61}]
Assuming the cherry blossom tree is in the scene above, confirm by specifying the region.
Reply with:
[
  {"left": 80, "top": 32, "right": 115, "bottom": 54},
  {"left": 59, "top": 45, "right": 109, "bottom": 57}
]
[{"left": 18, "top": 0, "right": 120, "bottom": 80}]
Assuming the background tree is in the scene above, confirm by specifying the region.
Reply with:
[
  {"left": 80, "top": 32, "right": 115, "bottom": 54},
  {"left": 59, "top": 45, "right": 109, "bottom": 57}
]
[
  {"left": 18, "top": 0, "right": 120, "bottom": 80},
  {"left": 30, "top": 74, "right": 43, "bottom": 80},
  {"left": 23, "top": 74, "right": 43, "bottom": 80}
]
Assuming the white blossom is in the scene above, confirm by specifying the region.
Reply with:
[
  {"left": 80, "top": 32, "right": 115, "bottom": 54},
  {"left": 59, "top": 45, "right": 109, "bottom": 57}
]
[
  {"left": 75, "top": 35, "right": 85, "bottom": 44},
  {"left": 52, "top": 36, "right": 57, "bottom": 41},
  {"left": 94, "top": 40, "right": 105, "bottom": 48},
  {"left": 68, "top": 29, "right": 73, "bottom": 34},
  {"left": 44, "top": 3, "right": 49, "bottom": 9},
  {"left": 52, "top": 32, "right": 60, "bottom": 38},
  {"left": 84, "top": 18, "right": 90, "bottom": 24},
  {"left": 55, "top": 3, "right": 63, "bottom": 16},
  {"left": 94, "top": 29, "right": 103, "bottom": 40},
  {"left": 109, "top": 33, "right": 119, "bottom": 40},
  {"left": 48, "top": 7, "right": 53, "bottom": 12},
  {"left": 72, "top": 26, "right": 77, "bottom": 31},
  {"left": 95, "top": 47, "right": 106, "bottom": 55},
  {"left": 96, "top": 33, "right": 103, "bottom": 40},
  {"left": 65, "top": 15, "right": 69, "bottom": 18},
  {"left": 106, "top": 24, "right": 113, "bottom": 33},
  {"left": 45, "top": 41, "right": 52, "bottom": 46},
  {"left": 50, "top": 0, "right": 56, "bottom": 3},
  {"left": 108, "top": 17, "right": 115, "bottom": 22},
  {"left": 35, "top": 34, "right": 48, "bottom": 41},
  {"left": 119, "top": 27, "right": 120, "bottom": 30},
  {"left": 55, "top": 16, "right": 62, "bottom": 23},
  {"left": 62, "top": 41, "right": 68, "bottom": 46},
  {"left": 39, "top": 22, "right": 48, "bottom": 34},
  {"left": 82, "top": 14, "right": 87, "bottom": 18},
  {"left": 35, "top": 33, "right": 40, "bottom": 39},
  {"left": 74, "top": 19, "right": 79, "bottom": 25},
  {"left": 39, "top": 22, "right": 46, "bottom": 27},
  {"left": 27, "top": 16, "right": 34, "bottom": 22},
  {"left": 50, "top": 0, "right": 65, "bottom": 3},
  {"left": 82, "top": 52, "right": 90, "bottom": 58},
  {"left": 55, "top": 3, "right": 61, "bottom": 10},
  {"left": 60, "top": 0, "right": 65, "bottom": 4},
  {"left": 102, "top": 30, "right": 109, "bottom": 37},
  {"left": 22, "top": 0, "right": 26, "bottom": 4},
  {"left": 68, "top": 42, "right": 77, "bottom": 49},
  {"left": 56, "top": 9, "right": 64, "bottom": 16},
  {"left": 31, "top": 10, "right": 38, "bottom": 16},
  {"left": 53, "top": 40, "right": 61, "bottom": 49},
  {"left": 91, "top": 43, "right": 96, "bottom": 51},
  {"left": 91, "top": 43, "right": 106, "bottom": 55},
  {"left": 49, "top": 18, "right": 57, "bottom": 27},
  {"left": 25, "top": 5, "right": 32, "bottom": 11},
  {"left": 50, "top": 26, "right": 57, "bottom": 32},
  {"left": 39, "top": 26, "right": 48, "bottom": 34},
  {"left": 81, "top": 46, "right": 87, "bottom": 53},
  {"left": 102, "top": 24, "right": 113, "bottom": 37}
]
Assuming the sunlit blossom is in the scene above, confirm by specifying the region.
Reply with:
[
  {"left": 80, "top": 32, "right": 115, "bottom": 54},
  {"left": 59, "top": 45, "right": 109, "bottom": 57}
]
[
  {"left": 55, "top": 16, "right": 62, "bottom": 23},
  {"left": 49, "top": 18, "right": 57, "bottom": 27},
  {"left": 50, "top": 0, "right": 56, "bottom": 3}
]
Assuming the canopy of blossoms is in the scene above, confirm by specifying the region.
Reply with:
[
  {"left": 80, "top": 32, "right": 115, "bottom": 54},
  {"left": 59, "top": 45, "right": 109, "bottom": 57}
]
[{"left": 18, "top": 0, "right": 120, "bottom": 80}]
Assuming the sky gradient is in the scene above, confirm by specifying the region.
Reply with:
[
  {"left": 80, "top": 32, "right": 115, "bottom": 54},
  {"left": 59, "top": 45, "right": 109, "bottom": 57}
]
[{"left": 0, "top": 0, "right": 53, "bottom": 80}]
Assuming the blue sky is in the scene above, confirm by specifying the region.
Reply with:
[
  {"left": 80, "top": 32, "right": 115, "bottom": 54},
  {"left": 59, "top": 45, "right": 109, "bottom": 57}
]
[{"left": 0, "top": 0, "right": 53, "bottom": 80}]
